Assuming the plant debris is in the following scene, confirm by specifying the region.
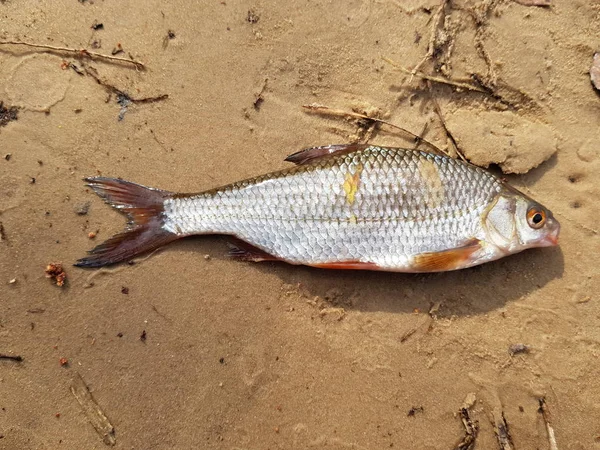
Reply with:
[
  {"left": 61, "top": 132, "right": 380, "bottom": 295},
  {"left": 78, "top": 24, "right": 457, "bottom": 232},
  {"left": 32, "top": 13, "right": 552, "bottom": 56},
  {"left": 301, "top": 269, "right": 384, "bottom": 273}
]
[
  {"left": 45, "top": 263, "right": 67, "bottom": 287},
  {"left": 111, "top": 43, "right": 123, "bottom": 56},
  {"left": 0, "top": 354, "right": 23, "bottom": 362},
  {"left": 140, "top": 330, "right": 147, "bottom": 342},
  {"left": 70, "top": 372, "right": 116, "bottom": 446},
  {"left": 539, "top": 398, "right": 560, "bottom": 450},
  {"left": 91, "top": 21, "right": 104, "bottom": 30},
  {"left": 493, "top": 410, "right": 514, "bottom": 450},
  {"left": 454, "top": 407, "right": 478, "bottom": 450},
  {"left": 0, "top": 101, "right": 18, "bottom": 128},
  {"left": 247, "top": 8, "right": 260, "bottom": 23},
  {"left": 81, "top": 64, "right": 168, "bottom": 120},
  {"left": 0, "top": 222, "right": 5, "bottom": 241},
  {"left": 0, "top": 40, "right": 144, "bottom": 69},
  {"left": 162, "top": 30, "right": 176, "bottom": 49},
  {"left": 407, "top": 406, "right": 424, "bottom": 417},
  {"left": 302, "top": 103, "right": 443, "bottom": 155},
  {"left": 253, "top": 78, "right": 268, "bottom": 110},
  {"left": 591, "top": 52, "right": 600, "bottom": 91},
  {"left": 513, "top": 0, "right": 551, "bottom": 6},
  {"left": 117, "top": 94, "right": 132, "bottom": 121}
]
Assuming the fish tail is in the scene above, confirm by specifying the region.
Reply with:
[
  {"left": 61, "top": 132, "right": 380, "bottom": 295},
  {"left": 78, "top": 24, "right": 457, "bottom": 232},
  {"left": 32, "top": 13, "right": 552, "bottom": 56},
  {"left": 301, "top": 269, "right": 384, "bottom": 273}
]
[{"left": 74, "top": 177, "right": 179, "bottom": 268}]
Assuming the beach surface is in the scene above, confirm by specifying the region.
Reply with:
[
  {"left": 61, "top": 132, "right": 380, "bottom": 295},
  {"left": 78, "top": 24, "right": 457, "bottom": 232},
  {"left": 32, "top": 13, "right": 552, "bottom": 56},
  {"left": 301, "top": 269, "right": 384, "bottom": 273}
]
[{"left": 1, "top": 1, "right": 599, "bottom": 448}]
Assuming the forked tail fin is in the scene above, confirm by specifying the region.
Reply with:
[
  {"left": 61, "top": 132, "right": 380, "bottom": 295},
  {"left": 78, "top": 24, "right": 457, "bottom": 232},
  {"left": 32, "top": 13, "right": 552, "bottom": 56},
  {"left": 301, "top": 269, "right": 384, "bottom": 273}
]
[{"left": 75, "top": 177, "right": 179, "bottom": 268}]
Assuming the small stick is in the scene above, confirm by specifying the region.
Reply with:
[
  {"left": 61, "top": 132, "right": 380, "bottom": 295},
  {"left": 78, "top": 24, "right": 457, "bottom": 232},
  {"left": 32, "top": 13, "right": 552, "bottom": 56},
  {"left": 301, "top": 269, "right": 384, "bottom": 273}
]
[
  {"left": 413, "top": 121, "right": 430, "bottom": 150},
  {"left": 302, "top": 104, "right": 447, "bottom": 156},
  {"left": 493, "top": 410, "right": 514, "bottom": 450},
  {"left": 454, "top": 408, "right": 478, "bottom": 450},
  {"left": 411, "top": 0, "right": 449, "bottom": 74},
  {"left": 0, "top": 40, "right": 145, "bottom": 70},
  {"left": 384, "top": 57, "right": 488, "bottom": 93},
  {"left": 426, "top": 82, "right": 467, "bottom": 162},
  {"left": 70, "top": 372, "right": 116, "bottom": 446},
  {"left": 0, "top": 354, "right": 23, "bottom": 362},
  {"left": 539, "top": 398, "right": 559, "bottom": 450},
  {"left": 83, "top": 65, "right": 168, "bottom": 103}
]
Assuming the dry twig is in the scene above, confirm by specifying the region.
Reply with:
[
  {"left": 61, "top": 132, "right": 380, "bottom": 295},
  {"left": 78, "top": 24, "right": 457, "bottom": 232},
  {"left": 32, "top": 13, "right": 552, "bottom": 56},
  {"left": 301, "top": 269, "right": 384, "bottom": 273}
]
[
  {"left": 71, "top": 372, "right": 116, "bottom": 446},
  {"left": 455, "top": 408, "right": 478, "bottom": 450},
  {"left": 302, "top": 104, "right": 445, "bottom": 156},
  {"left": 384, "top": 57, "right": 488, "bottom": 93},
  {"left": 426, "top": 81, "right": 467, "bottom": 162},
  {"left": 0, "top": 354, "right": 23, "bottom": 362},
  {"left": 412, "top": 0, "right": 450, "bottom": 74},
  {"left": 492, "top": 410, "right": 514, "bottom": 450},
  {"left": 0, "top": 40, "right": 145, "bottom": 69},
  {"left": 539, "top": 398, "right": 559, "bottom": 450}
]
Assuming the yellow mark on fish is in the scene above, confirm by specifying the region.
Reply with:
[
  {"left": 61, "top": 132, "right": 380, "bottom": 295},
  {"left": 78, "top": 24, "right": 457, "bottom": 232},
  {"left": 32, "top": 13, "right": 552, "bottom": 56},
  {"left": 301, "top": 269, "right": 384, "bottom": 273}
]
[
  {"left": 343, "top": 164, "right": 363, "bottom": 205},
  {"left": 348, "top": 214, "right": 357, "bottom": 225},
  {"left": 417, "top": 158, "right": 444, "bottom": 208}
]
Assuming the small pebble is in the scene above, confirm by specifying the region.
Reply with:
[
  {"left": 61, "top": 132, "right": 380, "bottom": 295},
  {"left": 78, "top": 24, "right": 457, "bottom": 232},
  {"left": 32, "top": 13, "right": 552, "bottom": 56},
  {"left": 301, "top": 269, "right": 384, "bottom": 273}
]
[
  {"left": 509, "top": 343, "right": 530, "bottom": 356},
  {"left": 74, "top": 202, "right": 91, "bottom": 216}
]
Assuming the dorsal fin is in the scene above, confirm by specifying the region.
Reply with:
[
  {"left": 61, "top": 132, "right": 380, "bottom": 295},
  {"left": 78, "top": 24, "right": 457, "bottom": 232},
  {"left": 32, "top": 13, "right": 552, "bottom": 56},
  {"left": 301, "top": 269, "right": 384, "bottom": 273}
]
[{"left": 284, "top": 144, "right": 371, "bottom": 165}]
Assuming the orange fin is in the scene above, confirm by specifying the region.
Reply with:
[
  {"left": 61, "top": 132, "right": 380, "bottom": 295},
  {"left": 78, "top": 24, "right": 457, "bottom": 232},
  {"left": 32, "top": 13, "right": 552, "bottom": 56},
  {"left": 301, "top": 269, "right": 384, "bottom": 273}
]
[
  {"left": 284, "top": 144, "right": 371, "bottom": 165},
  {"left": 412, "top": 239, "right": 482, "bottom": 272},
  {"left": 75, "top": 177, "right": 179, "bottom": 268},
  {"left": 227, "top": 239, "right": 280, "bottom": 262},
  {"left": 308, "top": 261, "right": 381, "bottom": 271}
]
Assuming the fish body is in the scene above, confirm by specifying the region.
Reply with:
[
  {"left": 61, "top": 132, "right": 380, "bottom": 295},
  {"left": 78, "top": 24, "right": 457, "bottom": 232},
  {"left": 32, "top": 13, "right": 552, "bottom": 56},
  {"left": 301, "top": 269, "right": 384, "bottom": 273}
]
[{"left": 76, "top": 144, "right": 560, "bottom": 271}]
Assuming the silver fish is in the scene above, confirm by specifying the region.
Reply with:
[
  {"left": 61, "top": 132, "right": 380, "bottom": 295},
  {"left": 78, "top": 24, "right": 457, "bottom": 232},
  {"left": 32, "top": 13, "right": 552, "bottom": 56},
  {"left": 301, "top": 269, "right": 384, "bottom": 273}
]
[{"left": 75, "top": 144, "right": 560, "bottom": 271}]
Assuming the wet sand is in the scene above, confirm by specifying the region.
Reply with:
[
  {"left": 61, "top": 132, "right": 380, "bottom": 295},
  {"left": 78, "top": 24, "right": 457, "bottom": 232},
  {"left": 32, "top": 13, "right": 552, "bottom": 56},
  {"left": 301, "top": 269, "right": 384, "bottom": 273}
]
[{"left": 1, "top": 1, "right": 599, "bottom": 448}]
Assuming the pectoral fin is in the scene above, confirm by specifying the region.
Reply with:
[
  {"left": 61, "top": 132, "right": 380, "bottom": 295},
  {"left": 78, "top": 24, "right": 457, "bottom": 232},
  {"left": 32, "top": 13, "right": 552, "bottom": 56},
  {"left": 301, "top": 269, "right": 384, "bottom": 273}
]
[
  {"left": 412, "top": 239, "right": 483, "bottom": 272},
  {"left": 284, "top": 144, "right": 370, "bottom": 165}
]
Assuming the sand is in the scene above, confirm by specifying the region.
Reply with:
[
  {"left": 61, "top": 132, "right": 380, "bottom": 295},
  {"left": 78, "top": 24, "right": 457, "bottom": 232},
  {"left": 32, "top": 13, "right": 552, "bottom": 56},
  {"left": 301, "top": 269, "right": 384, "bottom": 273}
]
[{"left": 1, "top": 0, "right": 599, "bottom": 449}]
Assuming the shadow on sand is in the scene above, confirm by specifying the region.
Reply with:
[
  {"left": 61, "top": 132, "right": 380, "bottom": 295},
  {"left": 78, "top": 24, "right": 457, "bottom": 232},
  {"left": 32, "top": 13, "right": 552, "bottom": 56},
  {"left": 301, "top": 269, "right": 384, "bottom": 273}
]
[{"left": 171, "top": 236, "right": 564, "bottom": 317}]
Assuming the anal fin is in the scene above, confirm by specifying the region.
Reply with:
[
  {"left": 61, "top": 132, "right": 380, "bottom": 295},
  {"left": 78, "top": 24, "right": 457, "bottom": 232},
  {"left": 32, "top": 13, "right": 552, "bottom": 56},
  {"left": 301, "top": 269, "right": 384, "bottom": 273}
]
[
  {"left": 227, "top": 238, "right": 280, "bottom": 262},
  {"left": 284, "top": 144, "right": 371, "bottom": 165}
]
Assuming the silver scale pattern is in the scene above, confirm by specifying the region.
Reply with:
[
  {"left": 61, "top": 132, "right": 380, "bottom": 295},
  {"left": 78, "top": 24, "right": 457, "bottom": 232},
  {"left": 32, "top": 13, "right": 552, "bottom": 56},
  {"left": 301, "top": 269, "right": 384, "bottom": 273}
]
[{"left": 163, "top": 147, "right": 502, "bottom": 268}]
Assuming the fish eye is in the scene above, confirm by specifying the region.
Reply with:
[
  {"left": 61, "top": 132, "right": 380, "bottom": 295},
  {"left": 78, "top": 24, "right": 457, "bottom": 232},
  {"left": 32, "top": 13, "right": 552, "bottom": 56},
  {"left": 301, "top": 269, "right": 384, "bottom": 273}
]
[{"left": 527, "top": 208, "right": 546, "bottom": 229}]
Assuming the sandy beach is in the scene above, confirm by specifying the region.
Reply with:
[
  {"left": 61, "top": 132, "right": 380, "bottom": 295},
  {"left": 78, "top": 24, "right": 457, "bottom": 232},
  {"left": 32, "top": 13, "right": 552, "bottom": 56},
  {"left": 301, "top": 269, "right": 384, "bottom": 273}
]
[{"left": 1, "top": 0, "right": 599, "bottom": 448}]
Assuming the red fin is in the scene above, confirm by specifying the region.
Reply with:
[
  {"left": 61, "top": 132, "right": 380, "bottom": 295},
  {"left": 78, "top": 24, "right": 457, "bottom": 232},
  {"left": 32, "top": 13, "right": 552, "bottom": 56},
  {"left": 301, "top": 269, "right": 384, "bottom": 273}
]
[
  {"left": 412, "top": 239, "right": 482, "bottom": 272},
  {"left": 308, "top": 261, "right": 381, "bottom": 271},
  {"left": 75, "top": 177, "right": 178, "bottom": 268},
  {"left": 227, "top": 238, "right": 280, "bottom": 262},
  {"left": 284, "top": 144, "right": 371, "bottom": 165}
]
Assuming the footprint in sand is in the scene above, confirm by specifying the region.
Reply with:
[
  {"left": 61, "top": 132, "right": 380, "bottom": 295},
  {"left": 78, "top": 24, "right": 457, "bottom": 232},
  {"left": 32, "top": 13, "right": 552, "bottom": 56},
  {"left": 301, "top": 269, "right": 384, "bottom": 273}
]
[{"left": 5, "top": 53, "right": 71, "bottom": 112}]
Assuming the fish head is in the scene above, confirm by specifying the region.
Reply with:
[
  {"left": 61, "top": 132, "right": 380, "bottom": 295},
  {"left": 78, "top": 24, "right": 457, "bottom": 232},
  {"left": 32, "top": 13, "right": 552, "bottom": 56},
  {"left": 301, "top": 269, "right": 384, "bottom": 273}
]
[{"left": 483, "top": 186, "right": 560, "bottom": 254}]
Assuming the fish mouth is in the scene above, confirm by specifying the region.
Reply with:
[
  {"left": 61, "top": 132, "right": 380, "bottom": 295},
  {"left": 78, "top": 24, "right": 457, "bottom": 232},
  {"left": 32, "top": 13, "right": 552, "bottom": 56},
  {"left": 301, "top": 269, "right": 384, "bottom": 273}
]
[
  {"left": 540, "top": 222, "right": 560, "bottom": 247},
  {"left": 542, "top": 234, "right": 559, "bottom": 246}
]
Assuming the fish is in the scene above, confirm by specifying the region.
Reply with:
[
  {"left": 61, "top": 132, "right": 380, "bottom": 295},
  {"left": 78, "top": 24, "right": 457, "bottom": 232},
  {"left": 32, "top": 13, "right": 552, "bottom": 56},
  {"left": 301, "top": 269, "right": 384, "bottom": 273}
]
[{"left": 75, "top": 144, "right": 560, "bottom": 271}]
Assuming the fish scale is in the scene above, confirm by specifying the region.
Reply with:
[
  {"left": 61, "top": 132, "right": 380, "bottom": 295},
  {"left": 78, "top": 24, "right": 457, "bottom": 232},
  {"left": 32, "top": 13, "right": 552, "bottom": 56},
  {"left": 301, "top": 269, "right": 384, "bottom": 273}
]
[{"left": 162, "top": 146, "right": 501, "bottom": 268}]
